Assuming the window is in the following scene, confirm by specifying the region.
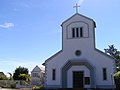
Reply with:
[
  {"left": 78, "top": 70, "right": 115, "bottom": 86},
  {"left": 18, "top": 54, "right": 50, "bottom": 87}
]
[
  {"left": 33, "top": 73, "right": 38, "bottom": 77},
  {"left": 75, "top": 50, "right": 81, "bottom": 56},
  {"left": 72, "top": 28, "right": 75, "bottom": 38},
  {"left": 85, "top": 77, "right": 90, "bottom": 85},
  {"left": 52, "top": 69, "right": 56, "bottom": 80},
  {"left": 76, "top": 28, "right": 79, "bottom": 37},
  {"left": 103, "top": 68, "right": 107, "bottom": 80},
  {"left": 72, "top": 27, "right": 83, "bottom": 38},
  {"left": 80, "top": 27, "right": 83, "bottom": 37}
]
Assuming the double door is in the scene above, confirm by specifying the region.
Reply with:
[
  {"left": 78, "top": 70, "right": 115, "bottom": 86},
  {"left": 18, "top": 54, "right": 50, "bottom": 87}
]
[{"left": 73, "top": 71, "right": 84, "bottom": 88}]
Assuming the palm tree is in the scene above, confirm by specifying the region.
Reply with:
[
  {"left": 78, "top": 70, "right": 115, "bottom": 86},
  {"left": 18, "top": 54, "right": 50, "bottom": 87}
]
[{"left": 19, "top": 74, "right": 30, "bottom": 81}]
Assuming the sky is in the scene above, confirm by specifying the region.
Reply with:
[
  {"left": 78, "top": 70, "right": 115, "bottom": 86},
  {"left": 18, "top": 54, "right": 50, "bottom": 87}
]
[{"left": 0, "top": 0, "right": 120, "bottom": 76}]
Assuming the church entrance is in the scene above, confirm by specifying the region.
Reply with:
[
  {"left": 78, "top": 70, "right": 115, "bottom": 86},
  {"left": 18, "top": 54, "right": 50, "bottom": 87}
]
[
  {"left": 62, "top": 60, "right": 95, "bottom": 88},
  {"left": 73, "top": 71, "right": 84, "bottom": 88}
]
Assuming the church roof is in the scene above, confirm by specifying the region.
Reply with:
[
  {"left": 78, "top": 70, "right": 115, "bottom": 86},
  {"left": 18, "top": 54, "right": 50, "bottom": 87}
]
[
  {"left": 95, "top": 48, "right": 117, "bottom": 61},
  {"left": 42, "top": 50, "right": 62, "bottom": 65},
  {"left": 61, "top": 13, "right": 96, "bottom": 28}
]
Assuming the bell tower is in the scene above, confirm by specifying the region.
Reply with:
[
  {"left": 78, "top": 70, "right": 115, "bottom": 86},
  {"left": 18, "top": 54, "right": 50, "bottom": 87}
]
[{"left": 61, "top": 13, "right": 96, "bottom": 52}]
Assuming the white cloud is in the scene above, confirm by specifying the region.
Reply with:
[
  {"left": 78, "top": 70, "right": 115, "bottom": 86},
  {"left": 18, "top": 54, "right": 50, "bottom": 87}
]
[{"left": 0, "top": 22, "right": 14, "bottom": 29}]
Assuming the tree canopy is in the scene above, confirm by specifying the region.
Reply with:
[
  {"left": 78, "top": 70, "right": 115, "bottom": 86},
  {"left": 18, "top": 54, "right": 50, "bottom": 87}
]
[
  {"left": 13, "top": 66, "right": 29, "bottom": 80},
  {"left": 0, "top": 72, "right": 8, "bottom": 80},
  {"left": 19, "top": 74, "right": 30, "bottom": 81},
  {"left": 7, "top": 72, "right": 13, "bottom": 80},
  {"left": 104, "top": 45, "right": 120, "bottom": 71},
  {"left": 114, "top": 71, "right": 120, "bottom": 89},
  {"left": 104, "top": 45, "right": 120, "bottom": 58}
]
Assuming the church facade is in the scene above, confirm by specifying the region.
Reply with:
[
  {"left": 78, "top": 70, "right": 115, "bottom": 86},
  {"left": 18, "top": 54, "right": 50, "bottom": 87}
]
[{"left": 43, "top": 13, "right": 116, "bottom": 89}]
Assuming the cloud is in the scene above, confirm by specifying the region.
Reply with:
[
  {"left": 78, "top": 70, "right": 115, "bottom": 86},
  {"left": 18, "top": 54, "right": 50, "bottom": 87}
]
[{"left": 0, "top": 22, "right": 14, "bottom": 29}]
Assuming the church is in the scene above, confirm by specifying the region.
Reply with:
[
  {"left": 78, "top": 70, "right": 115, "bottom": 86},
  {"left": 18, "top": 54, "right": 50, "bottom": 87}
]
[{"left": 43, "top": 5, "right": 116, "bottom": 89}]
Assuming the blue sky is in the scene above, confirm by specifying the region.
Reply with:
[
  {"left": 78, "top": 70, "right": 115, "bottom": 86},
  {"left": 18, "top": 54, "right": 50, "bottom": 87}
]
[{"left": 0, "top": 0, "right": 120, "bottom": 76}]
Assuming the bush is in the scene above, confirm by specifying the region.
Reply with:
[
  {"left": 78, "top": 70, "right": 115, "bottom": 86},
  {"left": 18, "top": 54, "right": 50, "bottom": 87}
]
[
  {"left": 10, "top": 82, "right": 16, "bottom": 88},
  {"left": 114, "top": 71, "right": 120, "bottom": 90},
  {"left": 0, "top": 74, "right": 8, "bottom": 80},
  {"left": 32, "top": 85, "right": 44, "bottom": 90}
]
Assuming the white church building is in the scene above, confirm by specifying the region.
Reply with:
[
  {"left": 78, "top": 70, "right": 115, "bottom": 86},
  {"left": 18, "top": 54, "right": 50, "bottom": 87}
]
[{"left": 43, "top": 11, "right": 116, "bottom": 89}]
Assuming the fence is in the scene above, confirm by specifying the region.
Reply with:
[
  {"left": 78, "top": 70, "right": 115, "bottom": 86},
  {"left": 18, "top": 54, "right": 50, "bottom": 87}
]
[{"left": 0, "top": 80, "right": 31, "bottom": 88}]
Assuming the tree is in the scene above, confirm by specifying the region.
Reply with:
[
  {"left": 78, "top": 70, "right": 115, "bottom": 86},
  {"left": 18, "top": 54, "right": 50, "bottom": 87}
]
[
  {"left": 0, "top": 73, "right": 8, "bottom": 80},
  {"left": 13, "top": 66, "right": 29, "bottom": 80},
  {"left": 114, "top": 71, "right": 120, "bottom": 90},
  {"left": 104, "top": 45, "right": 120, "bottom": 71},
  {"left": 104, "top": 45, "right": 119, "bottom": 57},
  {"left": 7, "top": 72, "right": 13, "bottom": 80},
  {"left": 19, "top": 74, "right": 30, "bottom": 81}
]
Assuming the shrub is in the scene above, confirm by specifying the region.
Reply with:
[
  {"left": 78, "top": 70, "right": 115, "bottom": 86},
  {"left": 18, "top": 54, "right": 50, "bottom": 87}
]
[
  {"left": 10, "top": 82, "right": 16, "bottom": 88},
  {"left": 114, "top": 71, "right": 120, "bottom": 90},
  {"left": 32, "top": 85, "right": 44, "bottom": 90}
]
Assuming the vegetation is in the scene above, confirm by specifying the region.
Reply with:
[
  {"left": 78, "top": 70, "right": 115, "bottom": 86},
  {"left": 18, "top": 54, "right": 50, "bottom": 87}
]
[
  {"left": 19, "top": 74, "right": 30, "bottom": 81},
  {"left": 7, "top": 72, "right": 13, "bottom": 80},
  {"left": 32, "top": 85, "right": 44, "bottom": 90},
  {"left": 13, "top": 66, "right": 29, "bottom": 80},
  {"left": 104, "top": 45, "right": 120, "bottom": 89},
  {"left": 0, "top": 80, "right": 16, "bottom": 88},
  {"left": 0, "top": 73, "right": 8, "bottom": 80},
  {"left": 114, "top": 71, "right": 120, "bottom": 90},
  {"left": 10, "top": 81, "right": 16, "bottom": 88},
  {"left": 104, "top": 44, "right": 120, "bottom": 71}
]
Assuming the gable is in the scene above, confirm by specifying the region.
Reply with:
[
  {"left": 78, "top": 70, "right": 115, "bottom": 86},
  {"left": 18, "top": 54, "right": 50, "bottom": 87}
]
[
  {"left": 31, "top": 65, "right": 41, "bottom": 73},
  {"left": 61, "top": 13, "right": 96, "bottom": 28}
]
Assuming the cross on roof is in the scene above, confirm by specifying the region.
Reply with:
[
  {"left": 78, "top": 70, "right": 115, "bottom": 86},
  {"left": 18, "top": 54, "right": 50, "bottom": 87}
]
[{"left": 73, "top": 3, "right": 80, "bottom": 13}]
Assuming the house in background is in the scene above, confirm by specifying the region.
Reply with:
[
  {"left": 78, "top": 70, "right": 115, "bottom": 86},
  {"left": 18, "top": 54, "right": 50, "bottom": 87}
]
[
  {"left": 43, "top": 12, "right": 116, "bottom": 89},
  {"left": 31, "top": 65, "right": 45, "bottom": 86}
]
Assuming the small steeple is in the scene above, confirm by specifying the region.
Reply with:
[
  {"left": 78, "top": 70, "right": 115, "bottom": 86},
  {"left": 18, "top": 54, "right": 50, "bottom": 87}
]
[{"left": 73, "top": 3, "right": 80, "bottom": 13}]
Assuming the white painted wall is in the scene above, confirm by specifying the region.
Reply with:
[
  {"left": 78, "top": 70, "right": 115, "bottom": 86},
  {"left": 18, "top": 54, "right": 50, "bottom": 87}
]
[
  {"left": 67, "top": 22, "right": 89, "bottom": 38},
  {"left": 45, "top": 50, "right": 115, "bottom": 88},
  {"left": 62, "top": 14, "right": 95, "bottom": 51}
]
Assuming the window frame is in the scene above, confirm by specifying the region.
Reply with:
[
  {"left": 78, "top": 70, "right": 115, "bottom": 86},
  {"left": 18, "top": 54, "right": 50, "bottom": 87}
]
[
  {"left": 72, "top": 28, "right": 75, "bottom": 38},
  {"left": 103, "top": 68, "right": 107, "bottom": 80},
  {"left": 80, "top": 27, "right": 83, "bottom": 37},
  {"left": 52, "top": 69, "right": 56, "bottom": 80},
  {"left": 85, "top": 77, "right": 90, "bottom": 85},
  {"left": 71, "top": 27, "right": 83, "bottom": 38}
]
